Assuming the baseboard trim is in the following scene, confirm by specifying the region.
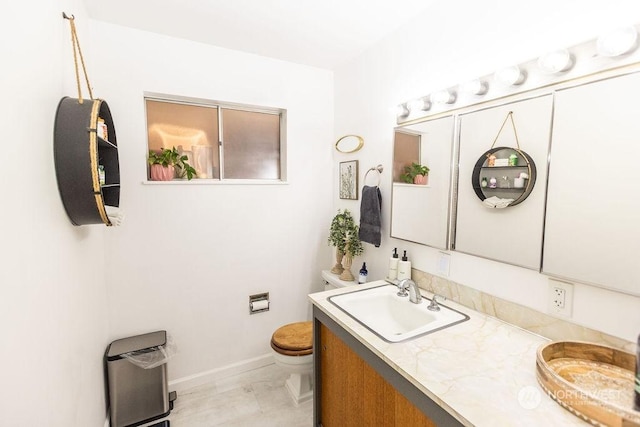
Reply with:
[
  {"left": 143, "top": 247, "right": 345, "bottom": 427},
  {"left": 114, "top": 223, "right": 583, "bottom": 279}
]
[{"left": 168, "top": 353, "right": 274, "bottom": 392}]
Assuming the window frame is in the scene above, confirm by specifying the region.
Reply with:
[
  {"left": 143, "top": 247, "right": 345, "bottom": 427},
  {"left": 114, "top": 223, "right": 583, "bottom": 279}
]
[{"left": 144, "top": 92, "right": 288, "bottom": 183}]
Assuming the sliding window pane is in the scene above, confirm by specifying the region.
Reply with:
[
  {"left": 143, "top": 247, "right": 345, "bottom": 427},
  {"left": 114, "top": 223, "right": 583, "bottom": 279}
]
[
  {"left": 146, "top": 100, "right": 220, "bottom": 179},
  {"left": 222, "top": 109, "right": 280, "bottom": 179}
]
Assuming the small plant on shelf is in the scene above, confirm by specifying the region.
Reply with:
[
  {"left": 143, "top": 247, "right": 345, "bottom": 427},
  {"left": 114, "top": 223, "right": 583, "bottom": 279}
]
[
  {"left": 328, "top": 209, "right": 364, "bottom": 281},
  {"left": 400, "top": 162, "right": 430, "bottom": 185},
  {"left": 148, "top": 147, "right": 196, "bottom": 181}
]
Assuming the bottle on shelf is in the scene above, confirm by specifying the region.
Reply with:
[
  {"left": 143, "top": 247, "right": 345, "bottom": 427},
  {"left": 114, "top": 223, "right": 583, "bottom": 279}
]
[
  {"left": 98, "top": 165, "right": 106, "bottom": 186},
  {"left": 97, "top": 117, "right": 108, "bottom": 141},
  {"left": 358, "top": 263, "right": 368, "bottom": 284},
  {"left": 481, "top": 177, "right": 488, "bottom": 188}
]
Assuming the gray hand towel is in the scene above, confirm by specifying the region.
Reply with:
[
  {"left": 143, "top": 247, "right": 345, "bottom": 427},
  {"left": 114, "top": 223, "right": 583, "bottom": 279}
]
[{"left": 359, "top": 185, "right": 382, "bottom": 247}]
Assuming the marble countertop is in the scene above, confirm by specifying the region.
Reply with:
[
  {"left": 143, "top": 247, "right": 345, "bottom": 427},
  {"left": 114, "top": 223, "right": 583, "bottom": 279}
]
[{"left": 309, "top": 280, "right": 590, "bottom": 427}]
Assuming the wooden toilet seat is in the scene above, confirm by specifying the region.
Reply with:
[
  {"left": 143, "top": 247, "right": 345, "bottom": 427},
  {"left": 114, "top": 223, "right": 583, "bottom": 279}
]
[{"left": 271, "top": 321, "right": 313, "bottom": 356}]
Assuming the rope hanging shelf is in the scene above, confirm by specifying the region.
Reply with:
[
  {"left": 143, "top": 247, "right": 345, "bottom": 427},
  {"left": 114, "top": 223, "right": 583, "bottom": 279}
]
[
  {"left": 470, "top": 111, "right": 537, "bottom": 208},
  {"left": 54, "top": 13, "right": 120, "bottom": 226}
]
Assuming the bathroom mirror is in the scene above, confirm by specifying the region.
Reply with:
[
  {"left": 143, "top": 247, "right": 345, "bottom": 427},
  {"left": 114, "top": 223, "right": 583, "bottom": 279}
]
[
  {"left": 335, "top": 135, "right": 364, "bottom": 153},
  {"left": 393, "top": 63, "right": 640, "bottom": 296},
  {"left": 390, "top": 115, "right": 455, "bottom": 249}
]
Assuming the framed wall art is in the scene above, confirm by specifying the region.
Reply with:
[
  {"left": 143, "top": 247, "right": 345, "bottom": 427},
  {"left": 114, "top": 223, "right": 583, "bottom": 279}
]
[{"left": 339, "top": 160, "right": 358, "bottom": 200}]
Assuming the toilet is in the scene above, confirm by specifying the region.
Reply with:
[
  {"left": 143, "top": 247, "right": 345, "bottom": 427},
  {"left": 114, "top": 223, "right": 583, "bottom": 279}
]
[
  {"left": 270, "top": 321, "right": 314, "bottom": 404},
  {"left": 321, "top": 269, "right": 358, "bottom": 291},
  {"left": 270, "top": 271, "right": 357, "bottom": 405}
]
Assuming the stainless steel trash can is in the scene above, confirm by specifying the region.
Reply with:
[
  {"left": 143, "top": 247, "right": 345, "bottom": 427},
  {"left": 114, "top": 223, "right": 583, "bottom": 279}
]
[{"left": 106, "top": 330, "right": 174, "bottom": 427}]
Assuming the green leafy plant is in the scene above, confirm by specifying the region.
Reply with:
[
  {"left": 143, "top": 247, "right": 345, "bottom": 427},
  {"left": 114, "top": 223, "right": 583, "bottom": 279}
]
[
  {"left": 328, "top": 209, "right": 364, "bottom": 258},
  {"left": 148, "top": 147, "right": 197, "bottom": 180},
  {"left": 400, "top": 162, "right": 430, "bottom": 184}
]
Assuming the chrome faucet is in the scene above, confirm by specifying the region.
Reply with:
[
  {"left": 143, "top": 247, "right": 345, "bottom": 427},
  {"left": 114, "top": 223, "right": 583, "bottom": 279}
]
[
  {"left": 399, "top": 279, "right": 422, "bottom": 304},
  {"left": 396, "top": 279, "right": 409, "bottom": 297}
]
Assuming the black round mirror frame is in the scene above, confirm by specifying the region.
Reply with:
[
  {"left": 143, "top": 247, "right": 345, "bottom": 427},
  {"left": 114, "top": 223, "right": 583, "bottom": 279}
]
[{"left": 471, "top": 146, "right": 536, "bottom": 207}]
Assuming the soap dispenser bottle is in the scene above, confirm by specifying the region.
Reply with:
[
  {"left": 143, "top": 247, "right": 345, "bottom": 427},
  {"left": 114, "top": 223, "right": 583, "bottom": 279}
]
[
  {"left": 397, "top": 250, "right": 411, "bottom": 280},
  {"left": 388, "top": 248, "right": 399, "bottom": 280},
  {"left": 358, "top": 262, "right": 368, "bottom": 284}
]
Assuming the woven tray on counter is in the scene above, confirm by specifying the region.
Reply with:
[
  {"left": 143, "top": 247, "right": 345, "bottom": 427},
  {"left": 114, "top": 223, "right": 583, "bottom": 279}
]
[{"left": 536, "top": 341, "right": 640, "bottom": 427}]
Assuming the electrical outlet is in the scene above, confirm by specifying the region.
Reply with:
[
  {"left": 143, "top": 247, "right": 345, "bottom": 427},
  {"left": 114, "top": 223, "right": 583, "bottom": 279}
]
[
  {"left": 552, "top": 287, "right": 565, "bottom": 309},
  {"left": 548, "top": 279, "right": 574, "bottom": 317}
]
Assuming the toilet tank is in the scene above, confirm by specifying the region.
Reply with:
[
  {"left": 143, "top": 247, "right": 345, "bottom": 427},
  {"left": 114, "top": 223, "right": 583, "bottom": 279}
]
[{"left": 321, "top": 270, "right": 358, "bottom": 291}]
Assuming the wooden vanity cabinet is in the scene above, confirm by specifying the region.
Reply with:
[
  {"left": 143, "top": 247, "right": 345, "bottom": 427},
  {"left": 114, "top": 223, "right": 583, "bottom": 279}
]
[{"left": 313, "top": 307, "right": 462, "bottom": 427}]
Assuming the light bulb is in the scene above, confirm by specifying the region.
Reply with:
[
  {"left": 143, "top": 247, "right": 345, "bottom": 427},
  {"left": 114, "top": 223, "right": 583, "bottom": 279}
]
[
  {"left": 396, "top": 104, "right": 409, "bottom": 118},
  {"left": 537, "top": 49, "right": 574, "bottom": 74},
  {"left": 407, "top": 98, "right": 431, "bottom": 112},
  {"left": 430, "top": 89, "right": 456, "bottom": 104},
  {"left": 597, "top": 26, "right": 638, "bottom": 57},
  {"left": 494, "top": 66, "right": 526, "bottom": 86},
  {"left": 461, "top": 79, "right": 488, "bottom": 95}
]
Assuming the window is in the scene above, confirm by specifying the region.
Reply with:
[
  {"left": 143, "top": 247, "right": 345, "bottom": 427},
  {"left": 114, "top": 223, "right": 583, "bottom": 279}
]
[{"left": 145, "top": 94, "right": 286, "bottom": 181}]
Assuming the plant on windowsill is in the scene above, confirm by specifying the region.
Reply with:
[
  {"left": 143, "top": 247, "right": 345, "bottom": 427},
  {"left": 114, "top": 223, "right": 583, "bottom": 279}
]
[
  {"left": 328, "top": 209, "right": 364, "bottom": 281},
  {"left": 400, "top": 162, "right": 430, "bottom": 185},
  {"left": 148, "top": 147, "right": 197, "bottom": 181}
]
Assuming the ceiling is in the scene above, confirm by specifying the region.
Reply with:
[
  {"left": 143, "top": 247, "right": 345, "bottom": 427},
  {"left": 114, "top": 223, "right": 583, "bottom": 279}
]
[{"left": 82, "top": 0, "right": 436, "bottom": 70}]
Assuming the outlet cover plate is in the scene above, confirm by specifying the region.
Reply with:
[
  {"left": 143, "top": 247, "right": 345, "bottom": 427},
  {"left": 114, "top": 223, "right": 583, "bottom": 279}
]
[
  {"left": 437, "top": 252, "right": 451, "bottom": 277},
  {"left": 548, "top": 279, "right": 574, "bottom": 317}
]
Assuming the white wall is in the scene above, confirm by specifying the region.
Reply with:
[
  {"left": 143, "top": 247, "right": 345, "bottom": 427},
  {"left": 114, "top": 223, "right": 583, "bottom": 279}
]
[
  {"left": 334, "top": 0, "right": 640, "bottom": 343},
  {"left": 89, "top": 22, "right": 334, "bottom": 384},
  {"left": 0, "top": 0, "right": 110, "bottom": 426}
]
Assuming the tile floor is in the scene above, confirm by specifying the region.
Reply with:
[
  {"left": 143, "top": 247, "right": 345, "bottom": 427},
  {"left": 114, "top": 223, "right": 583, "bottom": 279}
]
[{"left": 141, "top": 364, "right": 313, "bottom": 427}]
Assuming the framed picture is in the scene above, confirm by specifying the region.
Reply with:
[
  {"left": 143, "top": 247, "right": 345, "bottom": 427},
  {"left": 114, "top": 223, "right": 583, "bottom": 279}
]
[{"left": 339, "top": 160, "right": 358, "bottom": 200}]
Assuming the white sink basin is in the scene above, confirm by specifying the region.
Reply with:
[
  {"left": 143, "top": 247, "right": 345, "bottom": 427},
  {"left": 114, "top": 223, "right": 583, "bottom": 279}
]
[{"left": 328, "top": 284, "right": 469, "bottom": 342}]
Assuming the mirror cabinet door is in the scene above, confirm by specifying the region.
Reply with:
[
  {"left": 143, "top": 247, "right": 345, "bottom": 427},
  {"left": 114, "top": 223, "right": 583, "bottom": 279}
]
[
  {"left": 390, "top": 115, "right": 454, "bottom": 249},
  {"left": 543, "top": 71, "right": 640, "bottom": 296},
  {"left": 454, "top": 96, "right": 552, "bottom": 269}
]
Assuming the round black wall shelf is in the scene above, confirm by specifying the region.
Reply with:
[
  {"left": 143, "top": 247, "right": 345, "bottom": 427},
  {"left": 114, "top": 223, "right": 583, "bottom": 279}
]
[
  {"left": 471, "top": 146, "right": 536, "bottom": 207},
  {"left": 54, "top": 97, "right": 120, "bottom": 225}
]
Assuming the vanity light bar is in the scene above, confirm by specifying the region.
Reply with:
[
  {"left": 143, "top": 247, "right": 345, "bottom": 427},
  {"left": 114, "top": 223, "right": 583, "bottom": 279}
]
[{"left": 396, "top": 24, "right": 640, "bottom": 123}]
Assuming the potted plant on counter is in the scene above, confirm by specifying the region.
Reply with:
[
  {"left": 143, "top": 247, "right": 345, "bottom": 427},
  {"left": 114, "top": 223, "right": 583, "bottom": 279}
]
[
  {"left": 148, "top": 147, "right": 197, "bottom": 181},
  {"left": 400, "top": 162, "right": 430, "bottom": 185},
  {"left": 328, "top": 209, "right": 364, "bottom": 281}
]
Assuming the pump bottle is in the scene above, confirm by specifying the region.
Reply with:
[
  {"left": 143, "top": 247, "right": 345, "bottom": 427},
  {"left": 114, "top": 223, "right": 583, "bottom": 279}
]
[
  {"left": 397, "top": 250, "right": 411, "bottom": 280},
  {"left": 388, "top": 248, "right": 399, "bottom": 280}
]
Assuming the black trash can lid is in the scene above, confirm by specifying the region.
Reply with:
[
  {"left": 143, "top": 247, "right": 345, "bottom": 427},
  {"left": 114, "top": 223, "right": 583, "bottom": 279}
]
[{"left": 106, "top": 330, "right": 166, "bottom": 360}]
